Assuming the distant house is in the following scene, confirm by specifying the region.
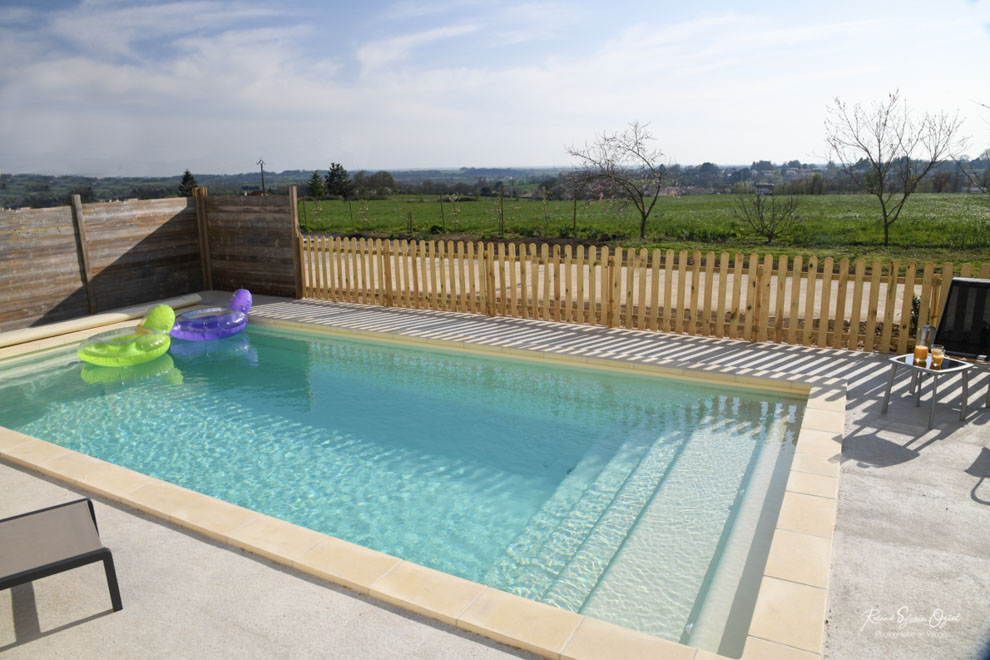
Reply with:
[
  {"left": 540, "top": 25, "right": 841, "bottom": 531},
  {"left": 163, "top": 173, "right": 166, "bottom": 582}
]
[{"left": 755, "top": 183, "right": 775, "bottom": 196}]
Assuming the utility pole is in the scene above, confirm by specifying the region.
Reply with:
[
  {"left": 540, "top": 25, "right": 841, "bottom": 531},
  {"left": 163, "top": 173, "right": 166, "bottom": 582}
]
[{"left": 257, "top": 158, "right": 266, "bottom": 196}]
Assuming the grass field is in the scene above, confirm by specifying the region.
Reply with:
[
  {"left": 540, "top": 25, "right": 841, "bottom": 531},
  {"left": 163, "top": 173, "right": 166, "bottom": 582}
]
[{"left": 298, "top": 193, "right": 990, "bottom": 266}]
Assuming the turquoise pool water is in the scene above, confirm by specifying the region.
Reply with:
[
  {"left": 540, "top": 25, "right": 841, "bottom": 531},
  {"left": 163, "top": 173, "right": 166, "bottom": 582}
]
[{"left": 0, "top": 326, "right": 803, "bottom": 656}]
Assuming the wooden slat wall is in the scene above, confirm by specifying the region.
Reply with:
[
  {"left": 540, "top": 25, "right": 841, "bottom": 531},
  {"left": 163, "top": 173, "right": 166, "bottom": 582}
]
[
  {"left": 300, "top": 237, "right": 980, "bottom": 354},
  {"left": 0, "top": 205, "right": 87, "bottom": 332},
  {"left": 82, "top": 198, "right": 201, "bottom": 310},
  {"left": 0, "top": 198, "right": 202, "bottom": 333},
  {"left": 204, "top": 194, "right": 299, "bottom": 297}
]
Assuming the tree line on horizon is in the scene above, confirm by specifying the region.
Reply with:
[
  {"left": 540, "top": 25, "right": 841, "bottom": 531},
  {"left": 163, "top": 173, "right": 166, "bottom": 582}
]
[
  {"left": 3, "top": 155, "right": 986, "bottom": 211},
  {"left": 3, "top": 154, "right": 988, "bottom": 212}
]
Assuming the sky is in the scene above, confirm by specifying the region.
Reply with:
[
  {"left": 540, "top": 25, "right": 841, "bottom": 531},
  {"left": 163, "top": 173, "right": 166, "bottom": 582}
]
[{"left": 1, "top": 0, "right": 989, "bottom": 176}]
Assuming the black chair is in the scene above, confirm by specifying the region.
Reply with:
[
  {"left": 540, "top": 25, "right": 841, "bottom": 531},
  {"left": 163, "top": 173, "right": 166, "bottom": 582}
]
[
  {"left": 932, "top": 277, "right": 990, "bottom": 407},
  {"left": 0, "top": 498, "right": 123, "bottom": 613}
]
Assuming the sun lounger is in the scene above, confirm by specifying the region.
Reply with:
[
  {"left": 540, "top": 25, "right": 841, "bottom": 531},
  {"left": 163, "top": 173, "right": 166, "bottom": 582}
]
[
  {"left": 0, "top": 498, "right": 122, "bottom": 612},
  {"left": 932, "top": 277, "right": 990, "bottom": 407}
]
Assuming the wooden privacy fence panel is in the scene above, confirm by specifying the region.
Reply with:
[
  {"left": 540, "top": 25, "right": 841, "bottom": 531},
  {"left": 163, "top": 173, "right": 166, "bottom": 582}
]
[
  {"left": 0, "top": 197, "right": 202, "bottom": 333},
  {"left": 0, "top": 205, "right": 84, "bottom": 332},
  {"left": 301, "top": 236, "right": 989, "bottom": 353},
  {"left": 81, "top": 197, "right": 202, "bottom": 310},
  {"left": 201, "top": 189, "right": 301, "bottom": 298}
]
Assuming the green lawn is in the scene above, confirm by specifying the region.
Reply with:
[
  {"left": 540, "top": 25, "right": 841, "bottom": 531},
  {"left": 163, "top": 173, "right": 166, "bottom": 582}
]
[{"left": 298, "top": 193, "right": 990, "bottom": 267}]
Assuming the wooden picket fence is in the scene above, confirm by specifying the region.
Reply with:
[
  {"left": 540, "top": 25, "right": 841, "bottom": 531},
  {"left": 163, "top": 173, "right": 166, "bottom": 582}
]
[{"left": 298, "top": 236, "right": 989, "bottom": 353}]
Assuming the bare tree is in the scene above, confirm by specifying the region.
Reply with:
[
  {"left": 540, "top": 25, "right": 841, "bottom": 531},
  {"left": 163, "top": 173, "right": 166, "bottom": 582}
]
[
  {"left": 825, "top": 91, "right": 964, "bottom": 246},
  {"left": 733, "top": 193, "right": 799, "bottom": 245},
  {"left": 954, "top": 102, "right": 989, "bottom": 193},
  {"left": 955, "top": 148, "right": 990, "bottom": 193},
  {"left": 568, "top": 121, "right": 665, "bottom": 239}
]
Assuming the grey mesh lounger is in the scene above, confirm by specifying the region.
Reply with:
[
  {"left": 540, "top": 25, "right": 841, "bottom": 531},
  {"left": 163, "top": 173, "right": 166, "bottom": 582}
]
[
  {"left": 0, "top": 498, "right": 122, "bottom": 612},
  {"left": 932, "top": 277, "right": 990, "bottom": 407}
]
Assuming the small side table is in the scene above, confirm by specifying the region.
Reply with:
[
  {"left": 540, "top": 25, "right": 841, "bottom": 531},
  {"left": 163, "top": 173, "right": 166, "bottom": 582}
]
[{"left": 881, "top": 354, "right": 973, "bottom": 428}]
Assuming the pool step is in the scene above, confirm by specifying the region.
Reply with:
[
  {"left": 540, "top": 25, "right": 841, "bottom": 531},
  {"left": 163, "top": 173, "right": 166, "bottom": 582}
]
[
  {"left": 536, "top": 426, "right": 692, "bottom": 611},
  {"left": 482, "top": 434, "right": 657, "bottom": 600},
  {"left": 576, "top": 415, "right": 767, "bottom": 641}
]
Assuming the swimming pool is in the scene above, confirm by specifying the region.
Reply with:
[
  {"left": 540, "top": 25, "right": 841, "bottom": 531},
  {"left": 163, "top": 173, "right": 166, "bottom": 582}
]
[{"left": 0, "top": 324, "right": 804, "bottom": 656}]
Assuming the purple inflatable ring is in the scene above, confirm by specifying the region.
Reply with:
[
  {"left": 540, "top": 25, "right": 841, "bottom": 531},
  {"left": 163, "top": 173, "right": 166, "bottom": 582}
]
[{"left": 171, "top": 289, "right": 252, "bottom": 341}]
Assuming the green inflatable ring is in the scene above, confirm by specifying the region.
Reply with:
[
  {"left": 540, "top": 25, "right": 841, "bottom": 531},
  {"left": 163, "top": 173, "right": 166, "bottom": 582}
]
[{"left": 77, "top": 305, "right": 176, "bottom": 367}]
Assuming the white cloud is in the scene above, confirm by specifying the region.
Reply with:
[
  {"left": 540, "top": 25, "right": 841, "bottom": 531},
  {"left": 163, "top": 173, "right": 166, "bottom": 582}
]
[
  {"left": 47, "top": 0, "right": 280, "bottom": 59},
  {"left": 355, "top": 23, "right": 481, "bottom": 72},
  {"left": 381, "top": 0, "right": 484, "bottom": 21}
]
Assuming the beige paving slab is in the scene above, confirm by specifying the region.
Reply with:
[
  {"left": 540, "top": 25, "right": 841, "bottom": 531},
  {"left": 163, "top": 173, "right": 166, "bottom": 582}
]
[
  {"left": 790, "top": 452, "right": 840, "bottom": 478},
  {"left": 796, "top": 429, "right": 843, "bottom": 459},
  {"left": 40, "top": 451, "right": 107, "bottom": 486},
  {"left": 295, "top": 536, "right": 401, "bottom": 593},
  {"left": 1, "top": 436, "right": 71, "bottom": 467},
  {"left": 741, "top": 635, "right": 821, "bottom": 660},
  {"left": 749, "top": 577, "right": 827, "bottom": 653},
  {"left": 123, "top": 480, "right": 209, "bottom": 518},
  {"left": 785, "top": 471, "right": 839, "bottom": 499},
  {"left": 560, "top": 616, "right": 695, "bottom": 660},
  {"left": 776, "top": 491, "right": 838, "bottom": 538},
  {"left": 226, "top": 514, "right": 328, "bottom": 564},
  {"left": 369, "top": 560, "right": 485, "bottom": 625},
  {"left": 0, "top": 426, "right": 35, "bottom": 451},
  {"left": 800, "top": 408, "right": 845, "bottom": 434},
  {"left": 694, "top": 635, "right": 822, "bottom": 660},
  {"left": 167, "top": 495, "right": 261, "bottom": 541},
  {"left": 71, "top": 460, "right": 157, "bottom": 501},
  {"left": 764, "top": 529, "right": 832, "bottom": 588},
  {"left": 806, "top": 390, "right": 847, "bottom": 411},
  {"left": 458, "top": 588, "right": 583, "bottom": 658}
]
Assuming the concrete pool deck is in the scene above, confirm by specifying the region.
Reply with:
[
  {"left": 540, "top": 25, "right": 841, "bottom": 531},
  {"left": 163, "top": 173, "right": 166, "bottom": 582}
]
[{"left": 2, "top": 292, "right": 989, "bottom": 659}]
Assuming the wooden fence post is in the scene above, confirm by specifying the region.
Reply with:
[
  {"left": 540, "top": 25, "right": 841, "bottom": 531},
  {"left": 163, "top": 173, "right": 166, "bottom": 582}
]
[
  {"left": 478, "top": 242, "right": 488, "bottom": 314},
  {"left": 744, "top": 254, "right": 758, "bottom": 341},
  {"left": 832, "top": 258, "right": 850, "bottom": 349},
  {"left": 611, "top": 253, "right": 622, "bottom": 328},
  {"left": 289, "top": 186, "right": 303, "bottom": 299},
  {"left": 760, "top": 264, "right": 767, "bottom": 341},
  {"left": 193, "top": 187, "right": 213, "bottom": 291},
  {"left": 486, "top": 243, "right": 498, "bottom": 316},
  {"left": 759, "top": 254, "right": 773, "bottom": 342},
  {"left": 916, "top": 262, "right": 935, "bottom": 343},
  {"left": 848, "top": 259, "right": 865, "bottom": 349},
  {"left": 817, "top": 257, "right": 833, "bottom": 347},
  {"left": 382, "top": 240, "right": 393, "bottom": 307},
  {"left": 69, "top": 194, "right": 96, "bottom": 314},
  {"left": 773, "top": 255, "right": 788, "bottom": 343},
  {"left": 605, "top": 254, "right": 618, "bottom": 328}
]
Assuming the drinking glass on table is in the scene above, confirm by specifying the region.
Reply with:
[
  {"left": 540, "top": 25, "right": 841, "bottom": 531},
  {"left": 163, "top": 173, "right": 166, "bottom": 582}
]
[
  {"left": 930, "top": 344, "right": 945, "bottom": 368},
  {"left": 913, "top": 343, "right": 929, "bottom": 364}
]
